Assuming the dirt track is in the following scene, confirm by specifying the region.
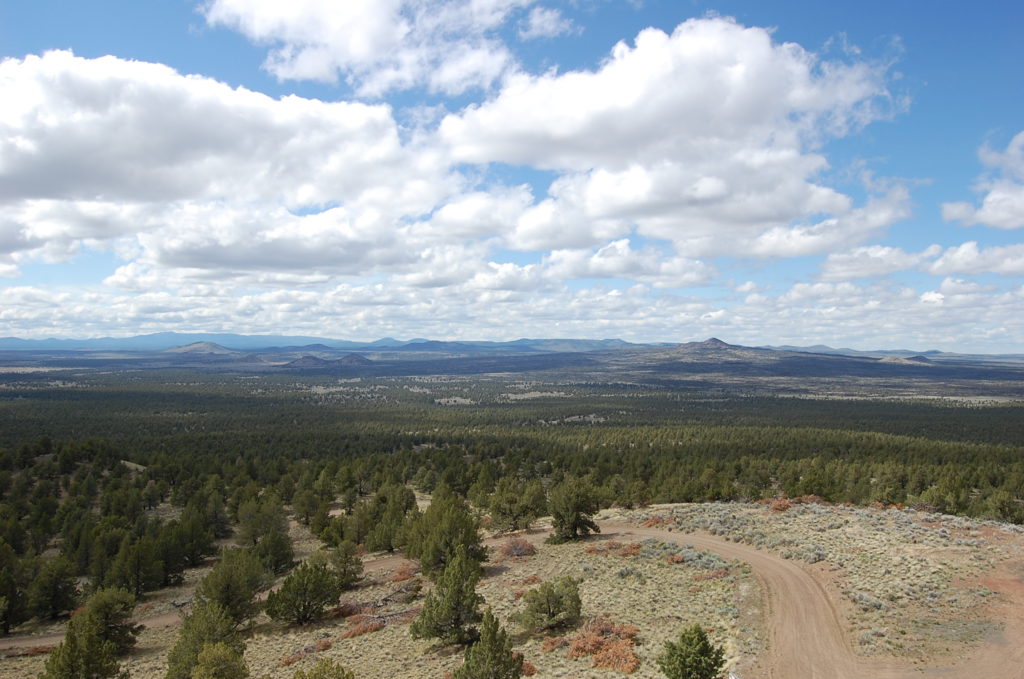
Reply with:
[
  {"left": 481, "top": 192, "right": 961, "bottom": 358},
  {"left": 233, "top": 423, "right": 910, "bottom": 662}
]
[
  {"left": 4, "top": 520, "right": 1024, "bottom": 678},
  {"left": 603, "top": 521, "right": 1024, "bottom": 679}
]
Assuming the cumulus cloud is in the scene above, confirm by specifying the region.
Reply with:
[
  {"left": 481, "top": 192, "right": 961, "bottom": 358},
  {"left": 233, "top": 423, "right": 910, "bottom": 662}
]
[
  {"left": 0, "top": 50, "right": 458, "bottom": 277},
  {"left": 942, "top": 131, "right": 1024, "bottom": 230},
  {"left": 542, "top": 239, "right": 715, "bottom": 287},
  {"left": 442, "top": 17, "right": 902, "bottom": 255},
  {"left": 202, "top": 0, "right": 537, "bottom": 95},
  {"left": 820, "top": 244, "right": 941, "bottom": 280},
  {"left": 0, "top": 51, "right": 433, "bottom": 208},
  {"left": 928, "top": 241, "right": 1024, "bottom": 276}
]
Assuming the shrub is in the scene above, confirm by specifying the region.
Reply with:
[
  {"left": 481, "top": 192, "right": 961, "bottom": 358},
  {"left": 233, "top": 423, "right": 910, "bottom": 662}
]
[
  {"left": 500, "top": 538, "right": 536, "bottom": 558},
  {"left": 567, "top": 616, "right": 638, "bottom": 658},
  {"left": 516, "top": 577, "right": 582, "bottom": 633},
  {"left": 340, "top": 619, "right": 384, "bottom": 638},
  {"left": 656, "top": 623, "right": 725, "bottom": 679},
  {"left": 593, "top": 637, "right": 640, "bottom": 673},
  {"left": 566, "top": 616, "right": 640, "bottom": 674}
]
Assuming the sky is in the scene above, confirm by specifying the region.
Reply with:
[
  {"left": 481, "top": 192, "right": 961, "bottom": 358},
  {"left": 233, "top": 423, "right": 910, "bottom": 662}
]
[{"left": 0, "top": 1, "right": 1022, "bottom": 352}]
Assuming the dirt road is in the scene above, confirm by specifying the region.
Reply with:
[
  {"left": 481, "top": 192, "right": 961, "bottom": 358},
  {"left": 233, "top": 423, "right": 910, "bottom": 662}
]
[
  {"left": 602, "top": 521, "right": 1024, "bottom": 679},
  {"left": 4, "top": 520, "right": 1024, "bottom": 678}
]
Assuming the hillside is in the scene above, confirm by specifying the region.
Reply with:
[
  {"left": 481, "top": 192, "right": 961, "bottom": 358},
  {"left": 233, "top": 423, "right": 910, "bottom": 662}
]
[{"left": 3, "top": 502, "right": 1022, "bottom": 679}]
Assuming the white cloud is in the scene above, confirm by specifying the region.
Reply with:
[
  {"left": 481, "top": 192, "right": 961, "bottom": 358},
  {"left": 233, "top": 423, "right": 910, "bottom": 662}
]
[
  {"left": 942, "top": 131, "right": 1024, "bottom": 230},
  {"left": 518, "top": 7, "right": 575, "bottom": 40},
  {"left": 820, "top": 243, "right": 941, "bottom": 280},
  {"left": 0, "top": 51, "right": 431, "bottom": 208},
  {"left": 928, "top": 241, "right": 1024, "bottom": 276},
  {"left": 203, "top": 0, "right": 536, "bottom": 96},
  {"left": 542, "top": 239, "right": 715, "bottom": 287},
  {"left": 442, "top": 17, "right": 902, "bottom": 254},
  {"left": 0, "top": 50, "right": 459, "bottom": 278}
]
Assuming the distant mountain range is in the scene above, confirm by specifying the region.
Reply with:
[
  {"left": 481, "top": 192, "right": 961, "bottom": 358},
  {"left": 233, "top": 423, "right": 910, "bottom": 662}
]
[
  {"left": 0, "top": 332, "right": 643, "bottom": 354},
  {"left": 0, "top": 332, "right": 1020, "bottom": 363}
]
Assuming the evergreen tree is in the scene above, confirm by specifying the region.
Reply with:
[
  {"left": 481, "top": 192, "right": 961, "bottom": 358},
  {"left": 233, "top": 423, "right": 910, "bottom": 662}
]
[
  {"left": 0, "top": 539, "right": 28, "bottom": 634},
  {"left": 410, "top": 544, "right": 483, "bottom": 645},
  {"left": 405, "top": 485, "right": 485, "bottom": 579},
  {"left": 195, "top": 548, "right": 268, "bottom": 627},
  {"left": 39, "top": 607, "right": 126, "bottom": 679},
  {"left": 165, "top": 601, "right": 243, "bottom": 679},
  {"left": 454, "top": 608, "right": 523, "bottom": 679},
  {"left": 656, "top": 623, "right": 726, "bottom": 679},
  {"left": 489, "top": 478, "right": 546, "bottom": 532},
  {"left": 172, "top": 508, "right": 215, "bottom": 567},
  {"left": 80, "top": 588, "right": 142, "bottom": 654},
  {"left": 516, "top": 577, "right": 581, "bottom": 633},
  {"left": 235, "top": 494, "right": 287, "bottom": 548},
  {"left": 28, "top": 557, "right": 79, "bottom": 620},
  {"left": 192, "top": 641, "right": 249, "bottom": 679},
  {"left": 329, "top": 540, "right": 363, "bottom": 590},
  {"left": 265, "top": 560, "right": 342, "bottom": 625},
  {"left": 292, "top": 490, "right": 319, "bottom": 525},
  {"left": 547, "top": 478, "right": 600, "bottom": 543},
  {"left": 253, "top": 526, "right": 294, "bottom": 574},
  {"left": 107, "top": 534, "right": 164, "bottom": 597}
]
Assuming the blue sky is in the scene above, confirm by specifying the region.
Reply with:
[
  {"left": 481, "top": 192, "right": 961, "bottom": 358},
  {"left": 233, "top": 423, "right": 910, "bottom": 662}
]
[{"left": 0, "top": 1, "right": 1022, "bottom": 351}]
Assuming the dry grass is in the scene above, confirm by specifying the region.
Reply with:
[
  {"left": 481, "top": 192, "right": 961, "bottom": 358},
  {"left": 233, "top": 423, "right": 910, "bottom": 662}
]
[
  {"left": 629, "top": 501, "right": 1020, "bottom": 660},
  {"left": 9, "top": 501, "right": 1015, "bottom": 678}
]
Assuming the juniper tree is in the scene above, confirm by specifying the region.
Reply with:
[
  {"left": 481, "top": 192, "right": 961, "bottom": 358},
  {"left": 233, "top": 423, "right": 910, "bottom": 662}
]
[
  {"left": 265, "top": 560, "right": 342, "bottom": 625},
  {"left": 404, "top": 485, "right": 485, "bottom": 579},
  {"left": 656, "top": 623, "right": 726, "bottom": 679},
  {"left": 489, "top": 478, "right": 546, "bottom": 533},
  {"left": 547, "top": 478, "right": 600, "bottom": 543},
  {"left": 329, "top": 540, "right": 363, "bottom": 589},
  {"left": 28, "top": 556, "right": 78, "bottom": 620},
  {"left": 410, "top": 544, "right": 483, "bottom": 645},
  {"left": 191, "top": 641, "right": 249, "bottom": 679},
  {"left": 454, "top": 608, "right": 523, "bottom": 679},
  {"left": 39, "top": 607, "right": 126, "bottom": 679},
  {"left": 195, "top": 548, "right": 268, "bottom": 627},
  {"left": 79, "top": 588, "right": 142, "bottom": 655},
  {"left": 253, "top": 526, "right": 294, "bottom": 574},
  {"left": 165, "top": 600, "right": 243, "bottom": 679}
]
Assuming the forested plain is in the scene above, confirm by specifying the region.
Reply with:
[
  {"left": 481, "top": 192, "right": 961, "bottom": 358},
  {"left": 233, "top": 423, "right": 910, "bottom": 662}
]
[{"left": 1, "top": 365, "right": 1023, "bottom": 671}]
